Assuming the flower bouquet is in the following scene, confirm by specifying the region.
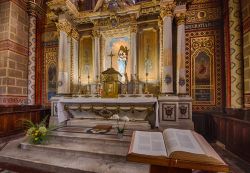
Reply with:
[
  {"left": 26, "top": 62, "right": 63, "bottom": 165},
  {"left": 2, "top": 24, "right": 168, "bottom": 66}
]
[
  {"left": 23, "top": 116, "right": 52, "bottom": 145},
  {"left": 112, "top": 114, "right": 129, "bottom": 138}
]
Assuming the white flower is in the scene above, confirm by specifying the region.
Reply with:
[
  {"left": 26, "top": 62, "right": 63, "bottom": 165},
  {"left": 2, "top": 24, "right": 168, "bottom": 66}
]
[
  {"left": 112, "top": 114, "right": 120, "bottom": 120},
  {"left": 121, "top": 116, "right": 129, "bottom": 122},
  {"left": 27, "top": 127, "right": 35, "bottom": 136},
  {"left": 39, "top": 126, "right": 47, "bottom": 135}
]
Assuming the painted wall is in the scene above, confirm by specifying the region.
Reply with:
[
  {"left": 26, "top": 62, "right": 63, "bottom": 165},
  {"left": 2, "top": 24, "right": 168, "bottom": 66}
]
[{"left": 186, "top": 0, "right": 224, "bottom": 112}]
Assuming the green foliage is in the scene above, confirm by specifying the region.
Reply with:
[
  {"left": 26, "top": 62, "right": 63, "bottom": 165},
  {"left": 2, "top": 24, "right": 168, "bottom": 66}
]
[{"left": 22, "top": 115, "right": 54, "bottom": 145}]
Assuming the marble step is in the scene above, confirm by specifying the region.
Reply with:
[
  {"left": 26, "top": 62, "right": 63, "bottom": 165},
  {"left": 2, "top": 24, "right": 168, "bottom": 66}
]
[
  {"left": 0, "top": 138, "right": 149, "bottom": 173},
  {"left": 20, "top": 142, "right": 126, "bottom": 162},
  {"left": 67, "top": 119, "right": 151, "bottom": 131},
  {"left": 48, "top": 131, "right": 131, "bottom": 147}
]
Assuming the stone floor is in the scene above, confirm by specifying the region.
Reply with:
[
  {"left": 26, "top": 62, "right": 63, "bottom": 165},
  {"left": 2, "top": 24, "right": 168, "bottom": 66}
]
[{"left": 0, "top": 123, "right": 249, "bottom": 173}]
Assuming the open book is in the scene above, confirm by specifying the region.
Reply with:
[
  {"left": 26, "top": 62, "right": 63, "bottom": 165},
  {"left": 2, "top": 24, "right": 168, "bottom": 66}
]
[{"left": 128, "top": 129, "right": 229, "bottom": 172}]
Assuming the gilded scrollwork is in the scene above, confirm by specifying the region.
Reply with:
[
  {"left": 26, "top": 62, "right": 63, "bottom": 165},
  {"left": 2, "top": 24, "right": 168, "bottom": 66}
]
[
  {"left": 160, "top": 5, "right": 174, "bottom": 18},
  {"left": 175, "top": 13, "right": 186, "bottom": 25},
  {"left": 56, "top": 21, "right": 72, "bottom": 35}
]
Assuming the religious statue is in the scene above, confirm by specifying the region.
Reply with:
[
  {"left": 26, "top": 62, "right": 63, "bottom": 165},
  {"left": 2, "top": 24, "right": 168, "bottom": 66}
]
[{"left": 117, "top": 45, "right": 129, "bottom": 83}]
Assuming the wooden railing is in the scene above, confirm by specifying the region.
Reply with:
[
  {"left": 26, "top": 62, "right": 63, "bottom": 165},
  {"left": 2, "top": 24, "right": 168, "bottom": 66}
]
[
  {"left": 193, "top": 111, "right": 250, "bottom": 163},
  {"left": 0, "top": 105, "right": 50, "bottom": 138}
]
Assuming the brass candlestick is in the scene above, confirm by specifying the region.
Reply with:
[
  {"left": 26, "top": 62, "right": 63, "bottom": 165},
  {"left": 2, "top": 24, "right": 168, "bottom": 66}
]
[
  {"left": 144, "top": 72, "right": 149, "bottom": 94},
  {"left": 87, "top": 74, "right": 91, "bottom": 95}
]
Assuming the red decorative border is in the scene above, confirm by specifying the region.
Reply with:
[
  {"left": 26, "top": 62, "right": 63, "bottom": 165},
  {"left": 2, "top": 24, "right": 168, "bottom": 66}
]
[
  {"left": 0, "top": 95, "right": 27, "bottom": 105},
  {"left": 0, "top": 40, "right": 28, "bottom": 57},
  {"left": 243, "top": 17, "right": 250, "bottom": 34}
]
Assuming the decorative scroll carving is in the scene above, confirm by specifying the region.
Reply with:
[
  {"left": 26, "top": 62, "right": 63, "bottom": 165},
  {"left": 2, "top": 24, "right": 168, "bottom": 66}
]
[{"left": 56, "top": 21, "right": 72, "bottom": 35}]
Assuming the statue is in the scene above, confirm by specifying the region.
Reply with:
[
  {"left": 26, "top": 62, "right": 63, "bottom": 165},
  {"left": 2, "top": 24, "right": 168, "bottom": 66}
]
[{"left": 117, "top": 45, "right": 129, "bottom": 83}]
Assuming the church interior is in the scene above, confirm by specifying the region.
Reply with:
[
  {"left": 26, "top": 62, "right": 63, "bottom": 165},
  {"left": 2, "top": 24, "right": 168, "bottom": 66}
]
[{"left": 0, "top": 0, "right": 250, "bottom": 172}]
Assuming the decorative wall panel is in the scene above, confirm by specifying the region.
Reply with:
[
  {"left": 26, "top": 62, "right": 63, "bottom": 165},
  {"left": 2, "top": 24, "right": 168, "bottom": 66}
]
[
  {"left": 44, "top": 47, "right": 58, "bottom": 105},
  {"left": 138, "top": 28, "right": 159, "bottom": 83},
  {"left": 186, "top": 0, "right": 223, "bottom": 112},
  {"left": 79, "top": 36, "right": 93, "bottom": 84}
]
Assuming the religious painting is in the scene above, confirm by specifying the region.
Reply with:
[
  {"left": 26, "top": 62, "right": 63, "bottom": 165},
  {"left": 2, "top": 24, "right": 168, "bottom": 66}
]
[
  {"left": 103, "top": 36, "right": 131, "bottom": 83},
  {"left": 48, "top": 64, "right": 57, "bottom": 100},
  {"left": 195, "top": 52, "right": 210, "bottom": 85},
  {"left": 44, "top": 47, "right": 58, "bottom": 105},
  {"left": 138, "top": 28, "right": 159, "bottom": 83},
  {"left": 79, "top": 36, "right": 93, "bottom": 84}
]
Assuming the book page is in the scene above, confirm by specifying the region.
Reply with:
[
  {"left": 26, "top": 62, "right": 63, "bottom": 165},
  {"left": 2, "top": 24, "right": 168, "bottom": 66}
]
[
  {"left": 130, "top": 131, "right": 167, "bottom": 157},
  {"left": 163, "top": 128, "right": 204, "bottom": 156}
]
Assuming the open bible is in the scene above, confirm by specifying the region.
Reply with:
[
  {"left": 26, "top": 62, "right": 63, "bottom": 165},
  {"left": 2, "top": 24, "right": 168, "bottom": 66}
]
[{"left": 127, "top": 129, "right": 229, "bottom": 172}]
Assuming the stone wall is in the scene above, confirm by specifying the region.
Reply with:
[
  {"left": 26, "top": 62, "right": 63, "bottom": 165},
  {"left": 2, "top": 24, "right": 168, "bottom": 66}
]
[
  {"left": 242, "top": 0, "right": 250, "bottom": 108},
  {"left": 0, "top": 0, "right": 28, "bottom": 105}
]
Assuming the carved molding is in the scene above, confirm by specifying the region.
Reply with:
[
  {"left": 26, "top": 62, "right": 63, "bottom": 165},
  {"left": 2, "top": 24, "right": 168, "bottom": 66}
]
[{"left": 27, "top": 0, "right": 45, "bottom": 17}]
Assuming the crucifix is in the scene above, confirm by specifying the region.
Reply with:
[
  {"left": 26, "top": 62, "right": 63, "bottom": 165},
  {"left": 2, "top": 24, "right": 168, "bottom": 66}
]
[{"left": 108, "top": 51, "right": 115, "bottom": 68}]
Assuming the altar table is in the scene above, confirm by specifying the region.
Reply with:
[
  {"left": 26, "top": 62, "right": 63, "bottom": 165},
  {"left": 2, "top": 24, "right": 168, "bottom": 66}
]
[{"left": 55, "top": 96, "right": 159, "bottom": 127}]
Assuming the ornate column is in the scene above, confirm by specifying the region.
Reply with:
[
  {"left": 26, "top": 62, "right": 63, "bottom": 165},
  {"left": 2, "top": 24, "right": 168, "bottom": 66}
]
[
  {"left": 72, "top": 29, "right": 79, "bottom": 89},
  {"left": 93, "top": 30, "right": 101, "bottom": 82},
  {"left": 160, "top": 3, "right": 174, "bottom": 94},
  {"left": 228, "top": 0, "right": 243, "bottom": 108},
  {"left": 56, "top": 20, "right": 72, "bottom": 94},
  {"left": 27, "top": 1, "right": 43, "bottom": 105},
  {"left": 175, "top": 12, "right": 186, "bottom": 95},
  {"left": 130, "top": 24, "right": 137, "bottom": 79}
]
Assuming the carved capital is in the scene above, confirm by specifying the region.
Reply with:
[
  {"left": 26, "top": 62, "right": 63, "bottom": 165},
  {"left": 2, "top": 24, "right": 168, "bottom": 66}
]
[
  {"left": 130, "top": 25, "right": 137, "bottom": 33},
  {"left": 47, "top": 12, "right": 58, "bottom": 22},
  {"left": 56, "top": 20, "right": 72, "bottom": 35},
  {"left": 160, "top": 6, "right": 173, "bottom": 18},
  {"left": 92, "top": 30, "right": 101, "bottom": 37},
  {"left": 175, "top": 13, "right": 186, "bottom": 25},
  {"left": 27, "top": 0, "right": 45, "bottom": 17}
]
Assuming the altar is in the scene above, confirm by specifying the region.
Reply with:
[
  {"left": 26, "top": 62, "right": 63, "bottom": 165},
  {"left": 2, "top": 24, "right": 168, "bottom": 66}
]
[
  {"left": 48, "top": 0, "right": 193, "bottom": 130},
  {"left": 52, "top": 94, "right": 159, "bottom": 127}
]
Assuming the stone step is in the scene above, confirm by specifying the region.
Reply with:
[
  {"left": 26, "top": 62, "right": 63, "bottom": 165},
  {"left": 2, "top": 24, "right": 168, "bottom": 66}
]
[
  {"left": 67, "top": 119, "right": 151, "bottom": 131},
  {"left": 0, "top": 138, "right": 149, "bottom": 173},
  {"left": 20, "top": 142, "right": 126, "bottom": 162},
  {"left": 48, "top": 131, "right": 131, "bottom": 147}
]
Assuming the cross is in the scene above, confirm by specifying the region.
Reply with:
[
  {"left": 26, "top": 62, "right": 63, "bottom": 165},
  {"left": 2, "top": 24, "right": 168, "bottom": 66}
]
[{"left": 108, "top": 51, "right": 115, "bottom": 68}]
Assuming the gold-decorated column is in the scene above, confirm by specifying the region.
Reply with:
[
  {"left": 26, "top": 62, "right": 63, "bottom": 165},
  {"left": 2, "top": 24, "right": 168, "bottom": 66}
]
[
  {"left": 130, "top": 24, "right": 137, "bottom": 79},
  {"left": 228, "top": 0, "right": 243, "bottom": 108},
  {"left": 175, "top": 7, "right": 187, "bottom": 95},
  {"left": 160, "top": 2, "right": 174, "bottom": 94},
  {"left": 93, "top": 30, "right": 101, "bottom": 82},
  {"left": 56, "top": 18, "right": 72, "bottom": 94}
]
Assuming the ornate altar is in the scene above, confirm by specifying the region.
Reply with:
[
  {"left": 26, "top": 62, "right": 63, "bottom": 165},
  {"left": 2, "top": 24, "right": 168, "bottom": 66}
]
[{"left": 101, "top": 67, "right": 121, "bottom": 98}]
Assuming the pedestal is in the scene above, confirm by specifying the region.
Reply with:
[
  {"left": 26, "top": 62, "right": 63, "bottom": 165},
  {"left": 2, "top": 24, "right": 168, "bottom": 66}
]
[{"left": 158, "top": 95, "right": 193, "bottom": 129}]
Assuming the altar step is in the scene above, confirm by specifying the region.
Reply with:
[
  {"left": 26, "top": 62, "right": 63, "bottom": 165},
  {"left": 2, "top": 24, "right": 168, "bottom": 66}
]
[
  {"left": 67, "top": 119, "right": 151, "bottom": 131},
  {"left": 0, "top": 131, "right": 149, "bottom": 173}
]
